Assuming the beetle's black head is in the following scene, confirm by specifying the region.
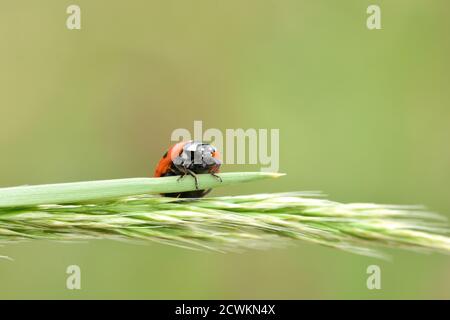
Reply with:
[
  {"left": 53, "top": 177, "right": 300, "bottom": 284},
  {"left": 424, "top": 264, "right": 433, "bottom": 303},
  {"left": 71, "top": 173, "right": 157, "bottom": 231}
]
[{"left": 173, "top": 141, "right": 221, "bottom": 173}]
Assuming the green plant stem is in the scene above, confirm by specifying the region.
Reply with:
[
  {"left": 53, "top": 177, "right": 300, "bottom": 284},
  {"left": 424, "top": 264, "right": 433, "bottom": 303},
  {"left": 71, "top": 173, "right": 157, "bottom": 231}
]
[{"left": 0, "top": 172, "right": 284, "bottom": 208}]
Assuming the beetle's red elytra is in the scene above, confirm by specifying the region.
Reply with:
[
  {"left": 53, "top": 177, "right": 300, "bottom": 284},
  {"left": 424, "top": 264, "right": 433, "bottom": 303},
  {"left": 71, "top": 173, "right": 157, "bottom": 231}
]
[{"left": 154, "top": 140, "right": 222, "bottom": 198}]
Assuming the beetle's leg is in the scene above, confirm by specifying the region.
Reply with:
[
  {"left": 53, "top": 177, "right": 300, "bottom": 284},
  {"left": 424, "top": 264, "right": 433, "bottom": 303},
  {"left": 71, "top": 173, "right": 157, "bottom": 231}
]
[
  {"left": 168, "top": 167, "right": 178, "bottom": 174},
  {"left": 201, "top": 189, "right": 212, "bottom": 197},
  {"left": 172, "top": 157, "right": 187, "bottom": 182},
  {"left": 186, "top": 169, "right": 199, "bottom": 189},
  {"left": 175, "top": 165, "right": 187, "bottom": 182},
  {"left": 210, "top": 172, "right": 222, "bottom": 182},
  {"left": 169, "top": 167, "right": 185, "bottom": 181}
]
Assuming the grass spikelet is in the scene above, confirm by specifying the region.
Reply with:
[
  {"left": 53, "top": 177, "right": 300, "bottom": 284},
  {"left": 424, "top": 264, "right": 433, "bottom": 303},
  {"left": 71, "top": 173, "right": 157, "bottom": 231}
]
[{"left": 0, "top": 191, "right": 449, "bottom": 258}]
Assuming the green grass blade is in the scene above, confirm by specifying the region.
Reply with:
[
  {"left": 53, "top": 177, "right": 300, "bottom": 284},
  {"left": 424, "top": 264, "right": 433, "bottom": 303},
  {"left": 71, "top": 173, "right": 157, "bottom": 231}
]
[{"left": 0, "top": 172, "right": 284, "bottom": 208}]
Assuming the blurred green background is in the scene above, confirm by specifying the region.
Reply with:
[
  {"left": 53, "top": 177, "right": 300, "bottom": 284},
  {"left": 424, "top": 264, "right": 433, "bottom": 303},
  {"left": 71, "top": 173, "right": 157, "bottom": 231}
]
[{"left": 0, "top": 0, "right": 449, "bottom": 299}]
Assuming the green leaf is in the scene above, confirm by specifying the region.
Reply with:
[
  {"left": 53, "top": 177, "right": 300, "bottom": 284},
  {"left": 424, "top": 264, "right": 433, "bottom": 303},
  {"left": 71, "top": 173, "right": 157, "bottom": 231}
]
[{"left": 0, "top": 172, "right": 284, "bottom": 208}]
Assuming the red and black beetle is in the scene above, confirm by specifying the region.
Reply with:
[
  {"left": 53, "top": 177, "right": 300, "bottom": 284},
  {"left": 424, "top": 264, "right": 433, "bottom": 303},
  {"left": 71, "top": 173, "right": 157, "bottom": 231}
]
[{"left": 154, "top": 140, "right": 222, "bottom": 198}]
